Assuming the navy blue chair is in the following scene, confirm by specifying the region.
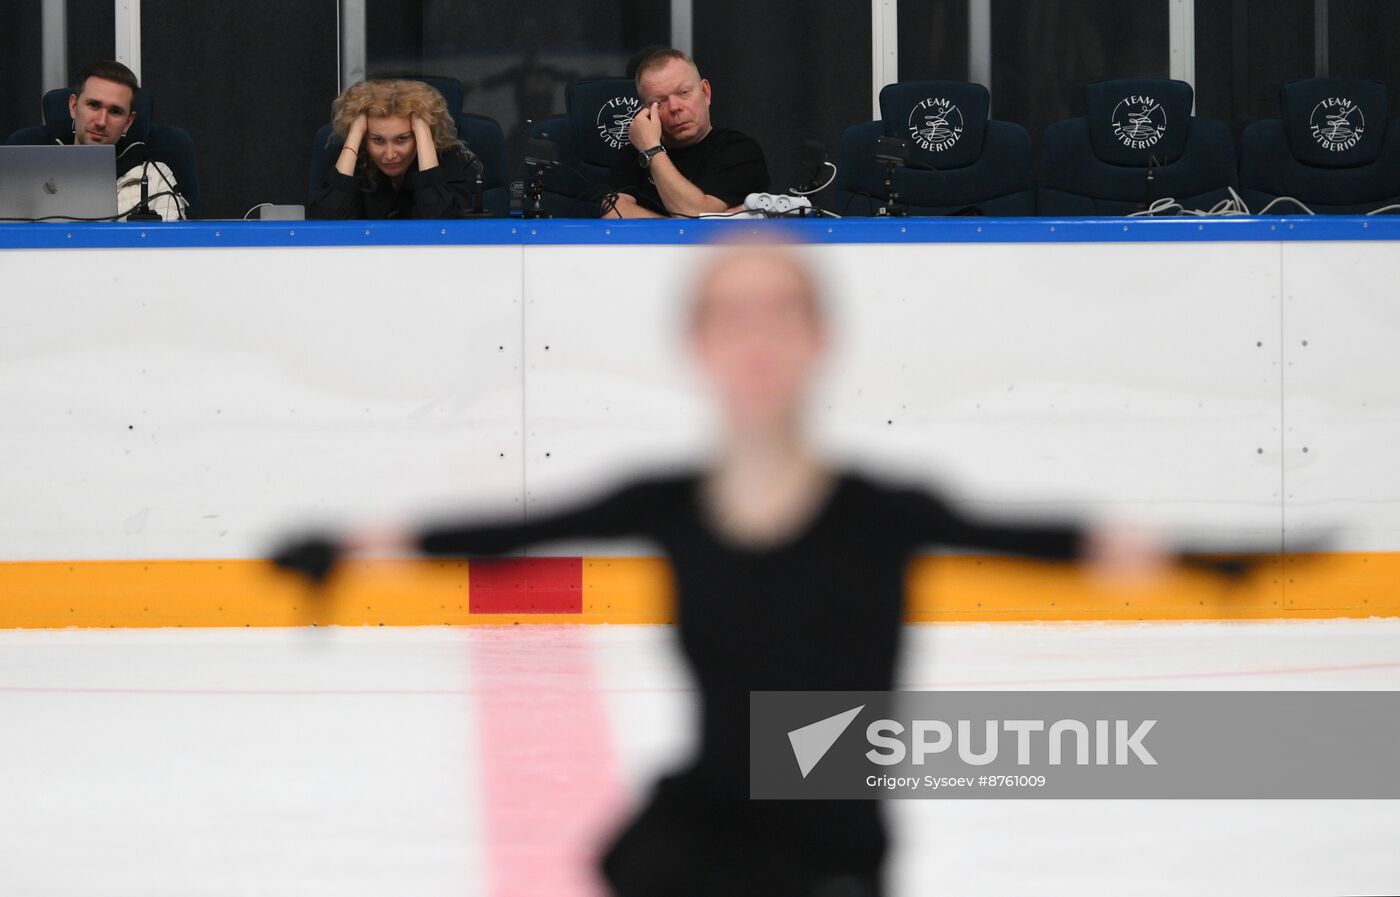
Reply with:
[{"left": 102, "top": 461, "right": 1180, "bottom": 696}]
[
  {"left": 1239, "top": 77, "right": 1400, "bottom": 214},
  {"left": 834, "top": 81, "right": 1035, "bottom": 216},
  {"left": 528, "top": 77, "right": 640, "bottom": 217},
  {"left": 407, "top": 75, "right": 465, "bottom": 116},
  {"left": 306, "top": 77, "right": 510, "bottom": 214},
  {"left": 1037, "top": 78, "right": 1236, "bottom": 215},
  {"left": 6, "top": 86, "right": 201, "bottom": 215}
]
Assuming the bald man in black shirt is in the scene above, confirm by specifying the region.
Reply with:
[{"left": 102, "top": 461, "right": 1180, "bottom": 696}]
[{"left": 605, "top": 49, "right": 769, "bottom": 218}]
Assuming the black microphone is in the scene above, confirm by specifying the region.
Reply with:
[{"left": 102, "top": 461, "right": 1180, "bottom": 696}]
[
  {"left": 874, "top": 136, "right": 909, "bottom": 217},
  {"left": 790, "top": 140, "right": 830, "bottom": 193},
  {"left": 126, "top": 158, "right": 162, "bottom": 222},
  {"left": 464, "top": 147, "right": 486, "bottom": 216},
  {"left": 1143, "top": 153, "right": 1160, "bottom": 212},
  {"left": 522, "top": 137, "right": 560, "bottom": 219}
]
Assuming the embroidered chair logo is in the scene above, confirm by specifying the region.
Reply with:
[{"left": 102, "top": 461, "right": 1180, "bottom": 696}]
[
  {"left": 598, "top": 96, "right": 642, "bottom": 150},
  {"left": 1111, "top": 96, "right": 1167, "bottom": 149},
  {"left": 1309, "top": 97, "right": 1364, "bottom": 152},
  {"left": 907, "top": 97, "right": 964, "bottom": 152}
]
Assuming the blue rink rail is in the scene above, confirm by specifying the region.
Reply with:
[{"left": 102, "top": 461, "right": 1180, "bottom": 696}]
[{"left": 0, "top": 215, "right": 1397, "bottom": 249}]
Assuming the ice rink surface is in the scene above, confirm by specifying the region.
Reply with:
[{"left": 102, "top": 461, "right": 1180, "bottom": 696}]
[{"left": 1, "top": 620, "right": 1398, "bottom": 897}]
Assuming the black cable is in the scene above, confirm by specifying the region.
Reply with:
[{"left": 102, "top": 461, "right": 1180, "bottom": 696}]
[
  {"left": 667, "top": 204, "right": 839, "bottom": 221},
  {"left": 836, "top": 151, "right": 954, "bottom": 216},
  {"left": 4, "top": 139, "right": 188, "bottom": 223},
  {"left": 526, "top": 155, "right": 632, "bottom": 218},
  {"left": 598, "top": 190, "right": 844, "bottom": 220},
  {"left": 841, "top": 187, "right": 879, "bottom": 215},
  {"left": 0, "top": 190, "right": 183, "bottom": 223},
  {"left": 551, "top": 153, "right": 843, "bottom": 220},
  {"left": 460, "top": 146, "right": 486, "bottom": 215},
  {"left": 563, "top": 179, "right": 628, "bottom": 218},
  {"left": 145, "top": 158, "right": 188, "bottom": 221},
  {"left": 117, "top": 141, "right": 189, "bottom": 221},
  {"left": 836, "top": 186, "right": 989, "bottom": 217}
]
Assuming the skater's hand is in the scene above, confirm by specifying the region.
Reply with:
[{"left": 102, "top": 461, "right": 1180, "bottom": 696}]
[
  {"left": 1084, "top": 523, "right": 1169, "bottom": 587},
  {"left": 344, "top": 524, "right": 415, "bottom": 555},
  {"left": 269, "top": 534, "right": 343, "bottom": 585}
]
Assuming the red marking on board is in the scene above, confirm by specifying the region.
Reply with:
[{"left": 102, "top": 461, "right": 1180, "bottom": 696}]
[{"left": 469, "top": 557, "right": 583, "bottom": 614}]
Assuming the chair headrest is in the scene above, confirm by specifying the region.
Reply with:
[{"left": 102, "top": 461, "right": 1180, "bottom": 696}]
[
  {"left": 407, "top": 76, "right": 464, "bottom": 114},
  {"left": 1280, "top": 77, "right": 1387, "bottom": 168},
  {"left": 43, "top": 86, "right": 154, "bottom": 142},
  {"left": 566, "top": 78, "right": 641, "bottom": 168},
  {"left": 879, "top": 80, "right": 989, "bottom": 169},
  {"left": 1084, "top": 78, "right": 1193, "bottom": 166}
]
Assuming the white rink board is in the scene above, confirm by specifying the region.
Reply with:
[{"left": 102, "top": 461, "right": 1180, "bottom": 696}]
[
  {"left": 1, "top": 239, "right": 1396, "bottom": 561},
  {"left": 521, "top": 242, "right": 1285, "bottom": 554},
  {"left": 1281, "top": 241, "right": 1400, "bottom": 552},
  {"left": 0, "top": 246, "right": 525, "bottom": 560}
]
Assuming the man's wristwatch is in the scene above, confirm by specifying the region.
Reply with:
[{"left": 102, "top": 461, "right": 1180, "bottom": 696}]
[{"left": 638, "top": 145, "right": 667, "bottom": 168}]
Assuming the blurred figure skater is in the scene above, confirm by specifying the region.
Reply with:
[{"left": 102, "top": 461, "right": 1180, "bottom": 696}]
[{"left": 273, "top": 242, "right": 1162, "bottom": 896}]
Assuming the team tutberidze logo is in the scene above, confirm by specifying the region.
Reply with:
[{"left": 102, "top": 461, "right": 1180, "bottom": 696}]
[
  {"left": 908, "top": 98, "right": 964, "bottom": 152},
  {"left": 1310, "top": 97, "right": 1365, "bottom": 152},
  {"left": 598, "top": 96, "right": 642, "bottom": 149},
  {"left": 1111, "top": 96, "right": 1167, "bottom": 149}
]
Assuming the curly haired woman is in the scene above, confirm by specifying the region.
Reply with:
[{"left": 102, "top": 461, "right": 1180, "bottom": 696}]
[{"left": 309, "top": 79, "right": 478, "bottom": 220}]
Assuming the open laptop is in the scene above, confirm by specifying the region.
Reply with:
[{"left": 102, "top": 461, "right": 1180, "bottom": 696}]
[{"left": 0, "top": 145, "right": 118, "bottom": 221}]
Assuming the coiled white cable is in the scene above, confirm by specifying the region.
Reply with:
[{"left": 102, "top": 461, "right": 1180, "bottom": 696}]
[{"left": 790, "top": 162, "right": 838, "bottom": 197}]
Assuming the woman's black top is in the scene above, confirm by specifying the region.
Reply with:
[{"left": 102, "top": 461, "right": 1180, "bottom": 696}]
[
  {"left": 416, "top": 469, "right": 1085, "bottom": 892},
  {"left": 308, "top": 144, "right": 475, "bottom": 219}
]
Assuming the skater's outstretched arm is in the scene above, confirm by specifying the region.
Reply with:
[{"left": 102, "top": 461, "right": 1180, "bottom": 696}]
[
  {"left": 413, "top": 480, "right": 657, "bottom": 556},
  {"left": 891, "top": 487, "right": 1167, "bottom": 581},
  {"left": 894, "top": 487, "right": 1331, "bottom": 583},
  {"left": 270, "top": 479, "right": 662, "bottom": 584}
]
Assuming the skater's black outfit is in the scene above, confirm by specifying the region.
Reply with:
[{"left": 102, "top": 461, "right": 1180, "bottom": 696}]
[{"left": 410, "top": 469, "right": 1087, "bottom": 896}]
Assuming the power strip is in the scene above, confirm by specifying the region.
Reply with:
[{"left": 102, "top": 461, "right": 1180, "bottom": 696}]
[{"left": 743, "top": 193, "right": 814, "bottom": 215}]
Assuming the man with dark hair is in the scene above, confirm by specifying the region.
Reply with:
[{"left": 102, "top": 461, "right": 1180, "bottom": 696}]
[
  {"left": 61, "top": 60, "right": 187, "bottom": 220},
  {"left": 604, "top": 49, "right": 768, "bottom": 218}
]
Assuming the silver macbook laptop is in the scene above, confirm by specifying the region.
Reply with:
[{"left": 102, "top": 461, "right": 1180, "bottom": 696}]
[{"left": 0, "top": 145, "right": 118, "bottom": 221}]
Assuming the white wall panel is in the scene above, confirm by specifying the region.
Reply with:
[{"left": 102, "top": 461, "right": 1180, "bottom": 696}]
[
  {"left": 0, "top": 246, "right": 525, "bottom": 560},
  {"left": 1281, "top": 242, "right": 1400, "bottom": 552},
  {"left": 521, "top": 243, "right": 1285, "bottom": 552},
  {"left": 809, "top": 243, "right": 1283, "bottom": 543},
  {"left": 2, "top": 239, "right": 1397, "bottom": 563},
  {"left": 519, "top": 245, "right": 714, "bottom": 555}
]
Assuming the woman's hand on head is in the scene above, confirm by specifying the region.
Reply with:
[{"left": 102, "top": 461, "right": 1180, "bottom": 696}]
[
  {"left": 347, "top": 112, "right": 370, "bottom": 147},
  {"left": 335, "top": 113, "right": 371, "bottom": 177},
  {"left": 410, "top": 112, "right": 434, "bottom": 143},
  {"left": 410, "top": 112, "right": 440, "bottom": 171}
]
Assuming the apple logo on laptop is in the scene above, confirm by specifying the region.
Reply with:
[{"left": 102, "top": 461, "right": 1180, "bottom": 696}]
[{"left": 43, "top": 179, "right": 58, "bottom": 195}]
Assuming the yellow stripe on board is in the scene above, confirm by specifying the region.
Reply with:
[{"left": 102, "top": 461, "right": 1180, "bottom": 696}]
[
  {"left": 906, "top": 552, "right": 1398, "bottom": 620},
  {"left": 0, "top": 559, "right": 566, "bottom": 628},
  {"left": 0, "top": 553, "right": 1396, "bottom": 628},
  {"left": 583, "top": 557, "right": 675, "bottom": 623}
]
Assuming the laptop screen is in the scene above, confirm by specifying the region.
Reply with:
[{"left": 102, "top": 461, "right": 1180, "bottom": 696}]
[{"left": 0, "top": 145, "right": 119, "bottom": 222}]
